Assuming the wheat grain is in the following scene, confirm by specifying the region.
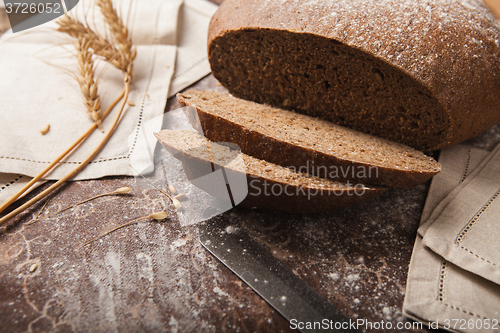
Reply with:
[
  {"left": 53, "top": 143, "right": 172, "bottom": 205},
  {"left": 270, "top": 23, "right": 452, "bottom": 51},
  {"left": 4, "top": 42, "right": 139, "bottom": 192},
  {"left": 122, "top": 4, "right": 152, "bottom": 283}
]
[
  {"left": 174, "top": 193, "right": 186, "bottom": 201},
  {"left": 113, "top": 187, "right": 132, "bottom": 195},
  {"left": 40, "top": 124, "right": 50, "bottom": 135}
]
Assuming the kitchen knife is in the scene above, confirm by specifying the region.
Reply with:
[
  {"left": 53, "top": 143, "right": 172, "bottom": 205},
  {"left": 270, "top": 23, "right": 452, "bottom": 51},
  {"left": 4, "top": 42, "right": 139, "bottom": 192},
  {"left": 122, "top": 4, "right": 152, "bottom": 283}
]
[{"left": 198, "top": 215, "right": 360, "bottom": 333}]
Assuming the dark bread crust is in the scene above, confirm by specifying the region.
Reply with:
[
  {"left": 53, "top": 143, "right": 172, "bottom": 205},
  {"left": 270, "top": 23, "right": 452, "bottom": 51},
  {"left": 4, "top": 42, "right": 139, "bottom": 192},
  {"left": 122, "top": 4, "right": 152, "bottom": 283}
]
[
  {"left": 177, "top": 90, "right": 440, "bottom": 188},
  {"left": 208, "top": 0, "right": 500, "bottom": 151},
  {"left": 155, "top": 130, "right": 386, "bottom": 213},
  {"left": 239, "top": 176, "right": 382, "bottom": 213}
]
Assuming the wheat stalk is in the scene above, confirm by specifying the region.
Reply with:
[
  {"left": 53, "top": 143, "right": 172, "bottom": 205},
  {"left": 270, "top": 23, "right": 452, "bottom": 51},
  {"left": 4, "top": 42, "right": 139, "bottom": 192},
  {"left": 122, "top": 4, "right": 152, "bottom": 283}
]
[
  {"left": 76, "top": 36, "right": 103, "bottom": 131},
  {"left": 82, "top": 212, "right": 169, "bottom": 247},
  {"left": 26, "top": 187, "right": 131, "bottom": 226}
]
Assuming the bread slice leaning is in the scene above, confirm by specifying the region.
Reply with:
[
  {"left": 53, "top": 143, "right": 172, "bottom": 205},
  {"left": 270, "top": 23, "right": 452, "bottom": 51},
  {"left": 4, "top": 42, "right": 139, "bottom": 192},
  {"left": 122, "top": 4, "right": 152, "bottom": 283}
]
[
  {"left": 177, "top": 90, "right": 440, "bottom": 188},
  {"left": 155, "top": 130, "right": 387, "bottom": 213}
]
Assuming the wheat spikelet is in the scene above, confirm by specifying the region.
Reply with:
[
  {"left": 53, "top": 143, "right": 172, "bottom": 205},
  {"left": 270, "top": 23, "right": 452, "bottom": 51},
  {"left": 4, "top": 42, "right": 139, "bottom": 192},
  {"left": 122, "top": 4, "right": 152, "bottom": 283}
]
[
  {"left": 76, "top": 36, "right": 103, "bottom": 131},
  {"left": 96, "top": 0, "right": 137, "bottom": 75},
  {"left": 57, "top": 15, "right": 125, "bottom": 71}
]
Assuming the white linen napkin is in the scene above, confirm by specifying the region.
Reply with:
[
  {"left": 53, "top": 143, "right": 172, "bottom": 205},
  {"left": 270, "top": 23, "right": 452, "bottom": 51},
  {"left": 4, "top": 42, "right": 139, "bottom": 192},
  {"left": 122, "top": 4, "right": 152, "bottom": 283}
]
[
  {"left": 168, "top": 0, "right": 216, "bottom": 97},
  {"left": 418, "top": 147, "right": 500, "bottom": 286},
  {"left": 404, "top": 144, "right": 500, "bottom": 332}
]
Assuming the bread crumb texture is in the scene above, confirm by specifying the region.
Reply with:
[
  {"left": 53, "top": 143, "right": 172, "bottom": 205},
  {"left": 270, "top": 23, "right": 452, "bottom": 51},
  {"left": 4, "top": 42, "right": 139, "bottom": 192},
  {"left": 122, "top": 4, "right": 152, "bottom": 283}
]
[
  {"left": 208, "top": 0, "right": 500, "bottom": 151},
  {"left": 157, "top": 130, "right": 351, "bottom": 190},
  {"left": 178, "top": 90, "right": 440, "bottom": 188}
]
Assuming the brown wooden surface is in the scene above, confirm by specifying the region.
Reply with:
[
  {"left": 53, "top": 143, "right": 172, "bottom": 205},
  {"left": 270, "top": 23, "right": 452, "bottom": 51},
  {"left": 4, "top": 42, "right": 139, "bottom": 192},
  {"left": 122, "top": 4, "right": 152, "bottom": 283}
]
[{"left": 1, "top": 2, "right": 500, "bottom": 333}]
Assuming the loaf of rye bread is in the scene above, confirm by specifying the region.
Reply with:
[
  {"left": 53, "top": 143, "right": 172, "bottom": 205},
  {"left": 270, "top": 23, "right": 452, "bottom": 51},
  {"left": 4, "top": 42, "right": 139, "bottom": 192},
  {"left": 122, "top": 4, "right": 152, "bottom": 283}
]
[
  {"left": 207, "top": 0, "right": 500, "bottom": 151},
  {"left": 177, "top": 90, "right": 440, "bottom": 188},
  {"left": 155, "top": 130, "right": 387, "bottom": 213}
]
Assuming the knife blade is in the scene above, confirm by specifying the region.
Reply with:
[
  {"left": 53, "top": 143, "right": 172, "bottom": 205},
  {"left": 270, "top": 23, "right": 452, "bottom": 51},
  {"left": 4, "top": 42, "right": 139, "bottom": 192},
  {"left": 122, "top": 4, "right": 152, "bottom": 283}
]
[{"left": 198, "top": 215, "right": 360, "bottom": 333}]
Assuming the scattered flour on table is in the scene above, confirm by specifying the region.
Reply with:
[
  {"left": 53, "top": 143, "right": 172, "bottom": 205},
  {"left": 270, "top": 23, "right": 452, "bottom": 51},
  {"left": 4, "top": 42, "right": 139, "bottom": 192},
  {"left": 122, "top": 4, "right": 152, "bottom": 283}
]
[
  {"left": 346, "top": 274, "right": 360, "bottom": 283},
  {"left": 169, "top": 316, "right": 179, "bottom": 333},
  {"left": 382, "top": 306, "right": 393, "bottom": 320},
  {"left": 170, "top": 238, "right": 188, "bottom": 250},
  {"left": 225, "top": 225, "right": 236, "bottom": 234}
]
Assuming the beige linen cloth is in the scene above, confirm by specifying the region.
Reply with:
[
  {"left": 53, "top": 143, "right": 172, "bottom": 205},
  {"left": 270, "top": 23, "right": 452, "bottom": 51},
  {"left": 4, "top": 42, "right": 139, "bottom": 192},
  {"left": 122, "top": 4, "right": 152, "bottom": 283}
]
[
  {"left": 0, "top": 0, "right": 217, "bottom": 204},
  {"left": 404, "top": 144, "right": 500, "bottom": 332}
]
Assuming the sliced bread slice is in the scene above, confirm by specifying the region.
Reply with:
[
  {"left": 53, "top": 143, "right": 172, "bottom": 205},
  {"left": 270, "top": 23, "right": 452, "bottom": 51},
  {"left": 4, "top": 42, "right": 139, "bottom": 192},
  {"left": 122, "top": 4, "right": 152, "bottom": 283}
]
[
  {"left": 155, "top": 130, "right": 387, "bottom": 213},
  {"left": 177, "top": 90, "right": 441, "bottom": 188}
]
